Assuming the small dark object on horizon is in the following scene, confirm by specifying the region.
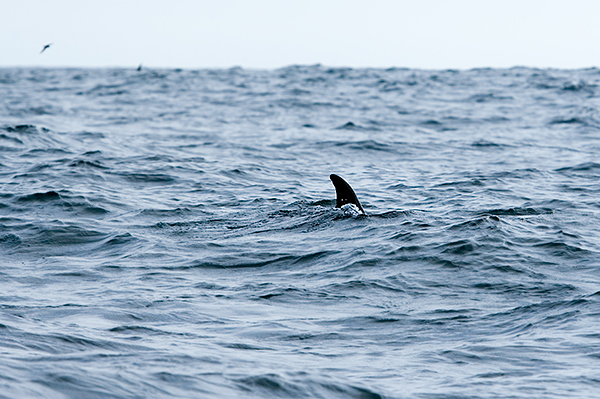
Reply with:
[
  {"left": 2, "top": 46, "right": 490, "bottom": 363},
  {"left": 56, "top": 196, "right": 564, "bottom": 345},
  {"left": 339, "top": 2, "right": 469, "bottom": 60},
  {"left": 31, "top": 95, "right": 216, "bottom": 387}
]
[{"left": 40, "top": 43, "right": 52, "bottom": 54}]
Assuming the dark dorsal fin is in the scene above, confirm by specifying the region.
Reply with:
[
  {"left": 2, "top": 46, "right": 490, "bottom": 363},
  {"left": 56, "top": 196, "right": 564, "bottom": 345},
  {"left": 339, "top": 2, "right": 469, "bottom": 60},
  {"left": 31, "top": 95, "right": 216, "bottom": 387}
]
[{"left": 330, "top": 174, "right": 365, "bottom": 214}]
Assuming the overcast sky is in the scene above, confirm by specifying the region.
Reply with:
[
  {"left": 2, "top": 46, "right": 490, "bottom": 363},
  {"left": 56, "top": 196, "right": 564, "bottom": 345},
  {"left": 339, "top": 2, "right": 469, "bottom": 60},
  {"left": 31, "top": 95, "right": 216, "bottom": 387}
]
[{"left": 2, "top": 0, "right": 600, "bottom": 70}]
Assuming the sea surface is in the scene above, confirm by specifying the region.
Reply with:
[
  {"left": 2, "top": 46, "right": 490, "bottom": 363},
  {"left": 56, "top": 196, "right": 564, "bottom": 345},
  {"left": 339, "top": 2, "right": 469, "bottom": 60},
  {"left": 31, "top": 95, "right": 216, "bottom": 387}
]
[{"left": 1, "top": 66, "right": 600, "bottom": 398}]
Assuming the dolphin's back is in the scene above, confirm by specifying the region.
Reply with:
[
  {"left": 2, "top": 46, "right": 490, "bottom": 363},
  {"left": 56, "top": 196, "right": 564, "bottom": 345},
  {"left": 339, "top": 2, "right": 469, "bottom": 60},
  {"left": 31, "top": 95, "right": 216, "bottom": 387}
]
[{"left": 330, "top": 174, "right": 365, "bottom": 214}]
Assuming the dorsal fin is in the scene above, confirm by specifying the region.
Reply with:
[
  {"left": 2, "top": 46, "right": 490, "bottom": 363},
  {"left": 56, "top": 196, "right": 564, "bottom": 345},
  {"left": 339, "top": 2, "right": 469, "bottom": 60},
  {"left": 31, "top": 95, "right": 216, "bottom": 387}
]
[{"left": 330, "top": 174, "right": 365, "bottom": 214}]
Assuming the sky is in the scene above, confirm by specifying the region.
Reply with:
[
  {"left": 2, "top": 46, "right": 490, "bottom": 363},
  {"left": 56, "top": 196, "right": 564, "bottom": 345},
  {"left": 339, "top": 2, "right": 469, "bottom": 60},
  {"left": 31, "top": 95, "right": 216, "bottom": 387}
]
[{"left": 2, "top": 0, "right": 600, "bottom": 70}]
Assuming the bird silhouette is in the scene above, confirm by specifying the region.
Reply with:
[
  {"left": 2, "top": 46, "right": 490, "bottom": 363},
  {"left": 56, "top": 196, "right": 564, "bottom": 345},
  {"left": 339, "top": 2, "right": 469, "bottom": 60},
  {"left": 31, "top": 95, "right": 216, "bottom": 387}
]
[{"left": 40, "top": 43, "right": 52, "bottom": 54}]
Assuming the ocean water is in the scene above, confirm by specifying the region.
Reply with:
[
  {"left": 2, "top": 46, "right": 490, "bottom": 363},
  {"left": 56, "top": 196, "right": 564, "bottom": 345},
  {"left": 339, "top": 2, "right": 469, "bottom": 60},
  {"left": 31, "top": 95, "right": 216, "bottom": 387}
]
[{"left": 1, "top": 66, "right": 600, "bottom": 398}]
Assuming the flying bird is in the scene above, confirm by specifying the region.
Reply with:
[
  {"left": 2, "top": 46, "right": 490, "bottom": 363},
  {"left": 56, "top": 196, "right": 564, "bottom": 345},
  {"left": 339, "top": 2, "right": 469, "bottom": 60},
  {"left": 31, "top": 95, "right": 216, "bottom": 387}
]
[{"left": 40, "top": 43, "right": 52, "bottom": 54}]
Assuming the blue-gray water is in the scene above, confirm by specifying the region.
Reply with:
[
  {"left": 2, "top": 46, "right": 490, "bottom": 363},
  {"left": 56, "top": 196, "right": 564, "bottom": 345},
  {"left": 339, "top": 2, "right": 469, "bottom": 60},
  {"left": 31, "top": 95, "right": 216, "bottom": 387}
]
[{"left": 1, "top": 66, "right": 600, "bottom": 398}]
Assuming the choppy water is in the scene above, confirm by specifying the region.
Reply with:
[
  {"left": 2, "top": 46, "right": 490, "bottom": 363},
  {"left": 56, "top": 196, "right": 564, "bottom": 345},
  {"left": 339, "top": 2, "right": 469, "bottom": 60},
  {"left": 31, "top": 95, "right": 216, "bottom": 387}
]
[{"left": 2, "top": 66, "right": 600, "bottom": 398}]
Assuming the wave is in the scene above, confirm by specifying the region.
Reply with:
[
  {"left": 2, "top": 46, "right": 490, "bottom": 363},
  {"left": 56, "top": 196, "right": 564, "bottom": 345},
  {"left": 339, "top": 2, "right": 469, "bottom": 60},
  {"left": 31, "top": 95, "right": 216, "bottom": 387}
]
[
  {"left": 231, "top": 374, "right": 384, "bottom": 399},
  {"left": 16, "top": 191, "right": 61, "bottom": 202},
  {"left": 477, "top": 207, "right": 553, "bottom": 216},
  {"left": 556, "top": 162, "right": 600, "bottom": 173},
  {"left": 315, "top": 139, "right": 396, "bottom": 152},
  {"left": 186, "top": 250, "right": 338, "bottom": 270},
  {"left": 333, "top": 121, "right": 381, "bottom": 131}
]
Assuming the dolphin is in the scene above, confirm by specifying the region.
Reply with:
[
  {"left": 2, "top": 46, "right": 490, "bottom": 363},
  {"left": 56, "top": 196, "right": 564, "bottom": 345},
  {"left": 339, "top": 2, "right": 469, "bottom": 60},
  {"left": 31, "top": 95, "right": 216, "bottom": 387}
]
[{"left": 330, "top": 174, "right": 366, "bottom": 215}]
